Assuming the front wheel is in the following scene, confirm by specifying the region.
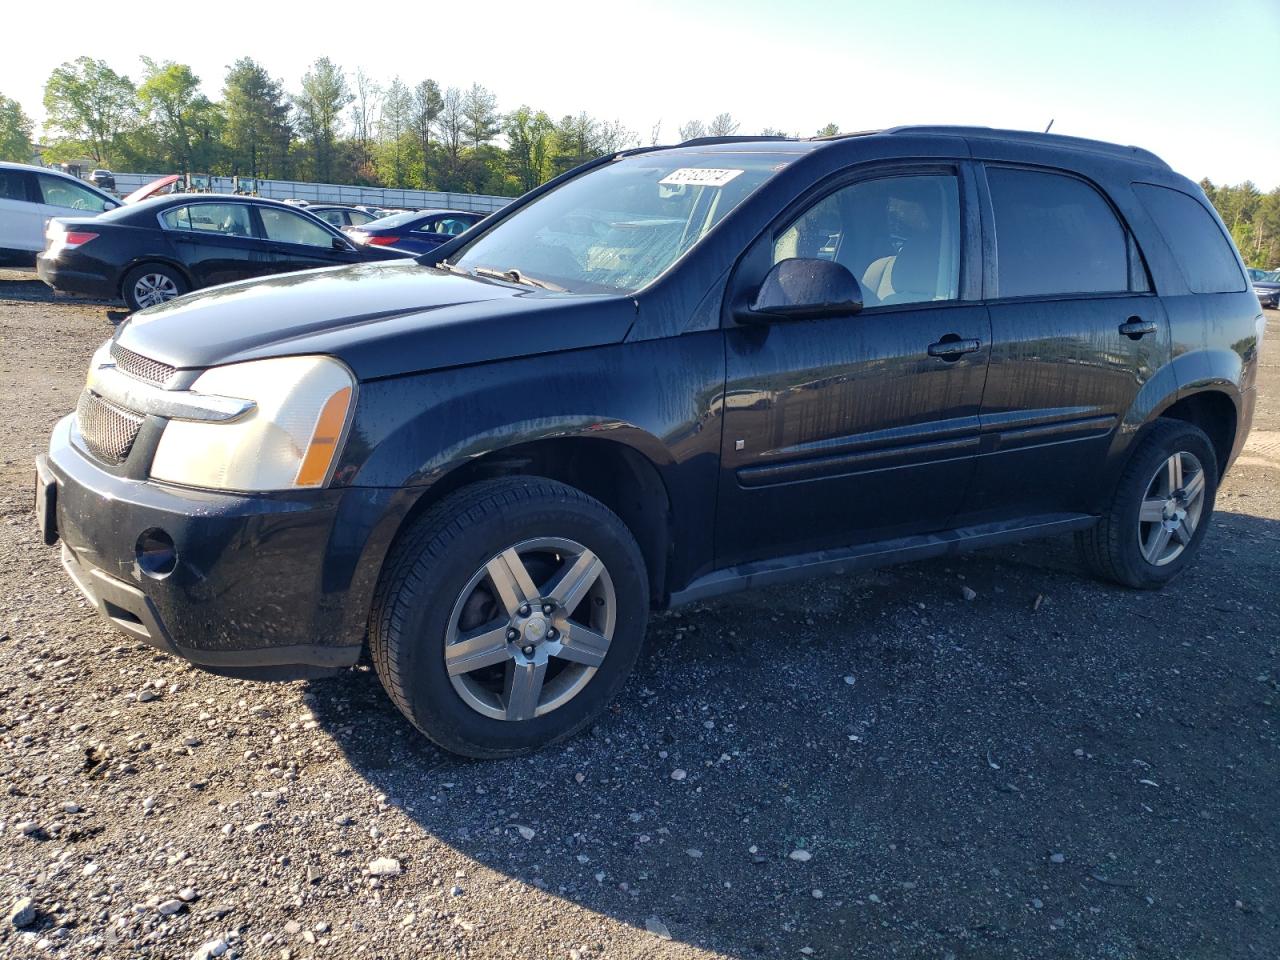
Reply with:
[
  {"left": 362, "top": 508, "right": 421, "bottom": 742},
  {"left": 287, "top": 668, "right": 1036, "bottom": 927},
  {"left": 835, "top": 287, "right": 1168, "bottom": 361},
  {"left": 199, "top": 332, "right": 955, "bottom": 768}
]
[
  {"left": 1076, "top": 418, "right": 1219, "bottom": 589},
  {"left": 369, "top": 478, "right": 649, "bottom": 758}
]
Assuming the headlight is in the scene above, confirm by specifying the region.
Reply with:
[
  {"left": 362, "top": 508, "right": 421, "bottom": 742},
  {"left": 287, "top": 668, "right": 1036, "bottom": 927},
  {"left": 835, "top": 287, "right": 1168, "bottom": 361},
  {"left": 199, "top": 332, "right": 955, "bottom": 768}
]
[{"left": 150, "top": 355, "right": 354, "bottom": 491}]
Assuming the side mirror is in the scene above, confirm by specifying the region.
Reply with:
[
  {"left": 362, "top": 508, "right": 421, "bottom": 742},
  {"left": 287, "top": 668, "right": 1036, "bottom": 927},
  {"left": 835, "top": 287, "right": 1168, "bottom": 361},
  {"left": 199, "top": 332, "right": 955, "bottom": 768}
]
[
  {"left": 739, "top": 258, "right": 863, "bottom": 323},
  {"left": 332, "top": 236, "right": 351, "bottom": 252}
]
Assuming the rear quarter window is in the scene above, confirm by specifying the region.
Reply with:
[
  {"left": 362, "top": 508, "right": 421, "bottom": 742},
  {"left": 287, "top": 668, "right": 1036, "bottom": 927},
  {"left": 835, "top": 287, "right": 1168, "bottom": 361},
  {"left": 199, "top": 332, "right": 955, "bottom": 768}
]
[{"left": 1133, "top": 183, "right": 1245, "bottom": 294}]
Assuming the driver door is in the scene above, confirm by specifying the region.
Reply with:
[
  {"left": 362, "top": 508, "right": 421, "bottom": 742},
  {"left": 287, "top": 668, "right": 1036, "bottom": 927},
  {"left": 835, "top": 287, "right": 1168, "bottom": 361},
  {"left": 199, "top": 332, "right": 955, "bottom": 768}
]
[{"left": 716, "top": 166, "right": 991, "bottom": 567}]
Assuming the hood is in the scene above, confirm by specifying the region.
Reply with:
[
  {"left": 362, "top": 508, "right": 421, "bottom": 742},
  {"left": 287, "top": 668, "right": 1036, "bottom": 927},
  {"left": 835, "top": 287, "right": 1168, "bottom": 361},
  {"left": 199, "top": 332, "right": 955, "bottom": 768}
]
[
  {"left": 115, "top": 261, "right": 637, "bottom": 380},
  {"left": 1253, "top": 280, "right": 1280, "bottom": 291}
]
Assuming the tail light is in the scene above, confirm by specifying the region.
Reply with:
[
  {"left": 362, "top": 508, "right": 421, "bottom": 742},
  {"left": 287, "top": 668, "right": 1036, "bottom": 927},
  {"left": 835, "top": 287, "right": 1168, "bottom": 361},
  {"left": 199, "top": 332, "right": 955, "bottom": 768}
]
[
  {"left": 364, "top": 235, "right": 401, "bottom": 246},
  {"left": 45, "top": 221, "right": 99, "bottom": 255},
  {"left": 63, "top": 231, "right": 100, "bottom": 248}
]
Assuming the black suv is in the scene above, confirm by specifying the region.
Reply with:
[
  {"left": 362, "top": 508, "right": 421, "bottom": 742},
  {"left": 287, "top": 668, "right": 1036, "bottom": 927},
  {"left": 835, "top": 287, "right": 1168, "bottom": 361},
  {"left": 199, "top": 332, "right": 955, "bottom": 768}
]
[{"left": 36, "top": 127, "right": 1262, "bottom": 757}]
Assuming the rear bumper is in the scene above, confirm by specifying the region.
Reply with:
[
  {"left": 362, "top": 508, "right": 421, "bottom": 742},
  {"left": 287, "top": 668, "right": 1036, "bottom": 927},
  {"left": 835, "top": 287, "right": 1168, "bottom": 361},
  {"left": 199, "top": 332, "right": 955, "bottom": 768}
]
[
  {"left": 41, "top": 415, "right": 414, "bottom": 678},
  {"left": 36, "top": 255, "right": 118, "bottom": 299}
]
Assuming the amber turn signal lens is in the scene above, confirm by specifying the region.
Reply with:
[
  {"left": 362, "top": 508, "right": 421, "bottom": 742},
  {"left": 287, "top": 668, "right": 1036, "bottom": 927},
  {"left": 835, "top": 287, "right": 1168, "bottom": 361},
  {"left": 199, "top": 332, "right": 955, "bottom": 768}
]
[{"left": 294, "top": 386, "right": 353, "bottom": 487}]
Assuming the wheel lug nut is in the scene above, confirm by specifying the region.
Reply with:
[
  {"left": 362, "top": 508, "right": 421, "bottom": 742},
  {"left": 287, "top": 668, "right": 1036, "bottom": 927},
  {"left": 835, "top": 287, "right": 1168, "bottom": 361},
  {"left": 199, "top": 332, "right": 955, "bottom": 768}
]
[
  {"left": 522, "top": 645, "right": 535, "bottom": 656},
  {"left": 507, "top": 628, "right": 519, "bottom": 641},
  {"left": 547, "top": 628, "right": 558, "bottom": 640},
  {"left": 542, "top": 603, "right": 554, "bottom": 615},
  {"left": 518, "top": 604, "right": 531, "bottom": 617}
]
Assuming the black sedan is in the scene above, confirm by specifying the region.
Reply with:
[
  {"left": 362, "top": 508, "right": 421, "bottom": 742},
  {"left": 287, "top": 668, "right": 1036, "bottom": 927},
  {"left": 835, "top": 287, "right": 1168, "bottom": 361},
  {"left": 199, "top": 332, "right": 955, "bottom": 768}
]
[
  {"left": 1250, "top": 270, "right": 1279, "bottom": 309},
  {"left": 38, "top": 194, "right": 402, "bottom": 311},
  {"left": 344, "top": 208, "right": 487, "bottom": 256}
]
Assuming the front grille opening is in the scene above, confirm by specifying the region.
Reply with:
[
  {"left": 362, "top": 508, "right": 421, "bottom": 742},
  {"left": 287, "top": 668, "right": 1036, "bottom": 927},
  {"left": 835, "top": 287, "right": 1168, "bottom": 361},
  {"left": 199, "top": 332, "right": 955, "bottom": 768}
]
[
  {"left": 110, "top": 342, "right": 176, "bottom": 386},
  {"left": 76, "top": 390, "right": 144, "bottom": 464},
  {"left": 102, "top": 599, "right": 145, "bottom": 629}
]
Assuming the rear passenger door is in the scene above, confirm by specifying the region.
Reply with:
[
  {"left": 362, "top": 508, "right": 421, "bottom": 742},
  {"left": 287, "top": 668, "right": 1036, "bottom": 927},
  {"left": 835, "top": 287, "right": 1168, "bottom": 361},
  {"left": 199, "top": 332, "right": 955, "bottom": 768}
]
[
  {"left": 0, "top": 168, "right": 40, "bottom": 256},
  {"left": 962, "top": 165, "right": 1170, "bottom": 523},
  {"left": 160, "top": 202, "right": 272, "bottom": 287}
]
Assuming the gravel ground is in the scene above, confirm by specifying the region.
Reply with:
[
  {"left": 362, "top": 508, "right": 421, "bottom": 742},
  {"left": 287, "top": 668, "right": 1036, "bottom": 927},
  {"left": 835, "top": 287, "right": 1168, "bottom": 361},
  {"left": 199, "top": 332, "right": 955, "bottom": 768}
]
[{"left": 1, "top": 269, "right": 1277, "bottom": 959}]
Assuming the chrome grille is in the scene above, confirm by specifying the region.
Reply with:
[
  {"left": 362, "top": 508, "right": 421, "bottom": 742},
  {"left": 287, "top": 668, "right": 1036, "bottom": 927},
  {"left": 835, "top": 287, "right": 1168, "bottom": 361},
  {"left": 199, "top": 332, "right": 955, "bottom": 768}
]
[
  {"left": 110, "top": 342, "right": 176, "bottom": 386},
  {"left": 76, "top": 390, "right": 144, "bottom": 464}
]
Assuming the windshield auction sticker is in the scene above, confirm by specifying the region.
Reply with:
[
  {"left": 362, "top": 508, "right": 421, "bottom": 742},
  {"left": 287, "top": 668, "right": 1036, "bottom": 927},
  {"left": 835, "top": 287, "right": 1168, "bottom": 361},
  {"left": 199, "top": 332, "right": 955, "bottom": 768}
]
[{"left": 659, "top": 168, "right": 745, "bottom": 187}]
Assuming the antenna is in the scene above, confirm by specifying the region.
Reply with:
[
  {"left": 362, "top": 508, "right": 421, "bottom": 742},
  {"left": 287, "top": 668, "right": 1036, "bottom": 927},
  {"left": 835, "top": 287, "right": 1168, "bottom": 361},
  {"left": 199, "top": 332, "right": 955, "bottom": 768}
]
[{"left": 1044, "top": 119, "right": 1055, "bottom": 133}]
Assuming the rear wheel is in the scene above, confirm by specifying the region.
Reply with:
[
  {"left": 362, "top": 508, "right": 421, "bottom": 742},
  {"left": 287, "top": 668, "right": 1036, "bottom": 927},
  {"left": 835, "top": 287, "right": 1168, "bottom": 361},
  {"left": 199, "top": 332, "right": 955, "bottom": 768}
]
[
  {"left": 369, "top": 477, "right": 649, "bottom": 758},
  {"left": 1076, "top": 418, "right": 1218, "bottom": 588},
  {"left": 122, "top": 263, "right": 187, "bottom": 311}
]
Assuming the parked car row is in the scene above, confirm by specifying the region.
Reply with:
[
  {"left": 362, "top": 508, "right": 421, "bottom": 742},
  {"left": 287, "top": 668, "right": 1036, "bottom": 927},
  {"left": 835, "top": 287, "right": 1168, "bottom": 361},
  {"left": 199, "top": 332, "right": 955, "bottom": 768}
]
[
  {"left": 1247, "top": 267, "right": 1280, "bottom": 308},
  {"left": 0, "top": 157, "right": 491, "bottom": 305}
]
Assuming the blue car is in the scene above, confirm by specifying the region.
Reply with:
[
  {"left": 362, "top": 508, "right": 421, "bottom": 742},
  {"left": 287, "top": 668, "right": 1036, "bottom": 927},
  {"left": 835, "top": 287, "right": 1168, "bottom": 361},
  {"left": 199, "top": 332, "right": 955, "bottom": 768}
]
[{"left": 345, "top": 209, "right": 486, "bottom": 256}]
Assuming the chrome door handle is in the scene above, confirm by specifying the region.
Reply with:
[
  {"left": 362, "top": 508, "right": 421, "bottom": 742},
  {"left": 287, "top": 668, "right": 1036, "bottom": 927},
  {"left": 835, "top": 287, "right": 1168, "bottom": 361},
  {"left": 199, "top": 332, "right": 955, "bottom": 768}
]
[
  {"left": 1119, "top": 317, "right": 1157, "bottom": 340},
  {"left": 927, "top": 337, "right": 982, "bottom": 360}
]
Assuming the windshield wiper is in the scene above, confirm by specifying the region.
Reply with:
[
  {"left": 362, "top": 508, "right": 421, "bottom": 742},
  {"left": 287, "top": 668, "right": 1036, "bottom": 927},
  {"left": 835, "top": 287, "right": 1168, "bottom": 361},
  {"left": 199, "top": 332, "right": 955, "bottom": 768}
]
[{"left": 470, "top": 266, "right": 566, "bottom": 292}]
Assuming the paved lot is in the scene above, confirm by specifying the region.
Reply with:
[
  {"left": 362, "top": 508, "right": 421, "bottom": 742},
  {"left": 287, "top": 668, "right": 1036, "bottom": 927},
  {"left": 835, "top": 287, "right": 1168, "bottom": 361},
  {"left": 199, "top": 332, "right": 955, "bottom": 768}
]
[{"left": 0, "top": 272, "right": 1277, "bottom": 959}]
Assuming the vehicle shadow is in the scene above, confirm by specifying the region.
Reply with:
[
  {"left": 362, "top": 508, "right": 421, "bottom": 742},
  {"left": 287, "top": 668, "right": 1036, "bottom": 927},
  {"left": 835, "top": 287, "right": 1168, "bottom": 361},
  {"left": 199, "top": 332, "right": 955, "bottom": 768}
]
[{"left": 307, "top": 508, "right": 1280, "bottom": 958}]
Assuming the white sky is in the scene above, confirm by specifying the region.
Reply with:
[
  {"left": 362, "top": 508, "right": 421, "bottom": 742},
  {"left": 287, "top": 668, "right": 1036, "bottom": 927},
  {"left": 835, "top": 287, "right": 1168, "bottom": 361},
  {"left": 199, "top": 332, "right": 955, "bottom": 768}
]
[{"left": 3, "top": 0, "right": 1278, "bottom": 186}]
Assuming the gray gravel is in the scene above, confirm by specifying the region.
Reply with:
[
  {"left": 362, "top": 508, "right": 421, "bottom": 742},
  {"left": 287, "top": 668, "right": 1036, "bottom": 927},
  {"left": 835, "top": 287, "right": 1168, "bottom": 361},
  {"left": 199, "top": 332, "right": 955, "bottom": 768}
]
[{"left": 1, "top": 272, "right": 1278, "bottom": 958}]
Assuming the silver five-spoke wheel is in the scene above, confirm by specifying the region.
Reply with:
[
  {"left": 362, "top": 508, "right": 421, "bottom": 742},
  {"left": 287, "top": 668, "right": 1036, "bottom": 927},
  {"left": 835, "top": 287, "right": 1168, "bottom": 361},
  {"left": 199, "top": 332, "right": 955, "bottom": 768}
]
[
  {"left": 1138, "top": 450, "right": 1206, "bottom": 566},
  {"left": 133, "top": 272, "right": 180, "bottom": 308},
  {"left": 444, "top": 537, "right": 616, "bottom": 721}
]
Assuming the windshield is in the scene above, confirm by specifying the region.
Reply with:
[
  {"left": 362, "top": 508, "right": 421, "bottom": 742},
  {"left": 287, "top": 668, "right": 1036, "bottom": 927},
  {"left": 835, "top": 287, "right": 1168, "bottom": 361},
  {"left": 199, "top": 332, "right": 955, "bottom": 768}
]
[{"left": 450, "top": 152, "right": 794, "bottom": 294}]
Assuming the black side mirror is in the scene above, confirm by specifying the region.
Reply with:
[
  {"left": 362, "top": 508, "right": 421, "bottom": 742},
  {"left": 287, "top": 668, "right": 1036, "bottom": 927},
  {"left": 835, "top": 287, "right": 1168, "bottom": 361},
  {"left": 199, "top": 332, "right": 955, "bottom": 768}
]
[
  {"left": 739, "top": 257, "right": 864, "bottom": 323},
  {"left": 332, "top": 236, "right": 351, "bottom": 252}
]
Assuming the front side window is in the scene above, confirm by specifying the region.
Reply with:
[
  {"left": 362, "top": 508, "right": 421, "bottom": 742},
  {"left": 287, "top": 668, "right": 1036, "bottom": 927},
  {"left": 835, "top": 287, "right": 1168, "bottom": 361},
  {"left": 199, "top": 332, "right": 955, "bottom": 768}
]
[
  {"left": 36, "top": 174, "right": 111, "bottom": 212},
  {"left": 988, "top": 168, "right": 1130, "bottom": 298},
  {"left": 314, "top": 209, "right": 346, "bottom": 228},
  {"left": 259, "top": 207, "right": 337, "bottom": 247},
  {"left": 772, "top": 173, "right": 961, "bottom": 307},
  {"left": 1133, "top": 183, "right": 1245, "bottom": 294},
  {"left": 160, "top": 203, "right": 254, "bottom": 237},
  {"left": 347, "top": 209, "right": 376, "bottom": 225},
  {"left": 451, "top": 152, "right": 794, "bottom": 294}
]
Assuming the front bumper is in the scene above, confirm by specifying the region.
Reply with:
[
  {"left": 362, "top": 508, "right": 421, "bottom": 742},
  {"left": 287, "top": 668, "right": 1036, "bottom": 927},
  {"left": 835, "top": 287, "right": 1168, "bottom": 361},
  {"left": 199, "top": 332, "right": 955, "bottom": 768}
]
[
  {"left": 41, "top": 415, "right": 411, "bottom": 678},
  {"left": 1255, "top": 289, "right": 1280, "bottom": 308}
]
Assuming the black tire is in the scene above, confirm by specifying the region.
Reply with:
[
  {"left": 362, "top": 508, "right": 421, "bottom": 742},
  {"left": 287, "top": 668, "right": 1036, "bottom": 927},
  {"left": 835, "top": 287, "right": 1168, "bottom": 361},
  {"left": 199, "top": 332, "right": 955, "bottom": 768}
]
[
  {"left": 121, "top": 263, "right": 188, "bottom": 311},
  {"left": 1076, "top": 418, "right": 1219, "bottom": 589},
  {"left": 369, "top": 477, "right": 649, "bottom": 758}
]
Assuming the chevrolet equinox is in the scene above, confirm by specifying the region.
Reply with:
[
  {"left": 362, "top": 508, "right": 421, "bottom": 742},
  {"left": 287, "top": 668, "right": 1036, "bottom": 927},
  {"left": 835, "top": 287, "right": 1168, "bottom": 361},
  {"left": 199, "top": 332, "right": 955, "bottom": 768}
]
[{"left": 36, "top": 127, "right": 1262, "bottom": 757}]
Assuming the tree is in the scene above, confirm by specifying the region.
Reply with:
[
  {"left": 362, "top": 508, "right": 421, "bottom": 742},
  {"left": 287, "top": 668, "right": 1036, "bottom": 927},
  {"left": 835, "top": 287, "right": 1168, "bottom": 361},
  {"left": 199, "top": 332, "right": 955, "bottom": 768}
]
[
  {"left": 503, "top": 106, "right": 554, "bottom": 193},
  {"left": 760, "top": 127, "right": 791, "bottom": 137},
  {"left": 552, "top": 112, "right": 601, "bottom": 175},
  {"left": 708, "top": 112, "right": 740, "bottom": 137},
  {"left": 597, "top": 119, "right": 636, "bottom": 153},
  {"left": 0, "top": 94, "right": 34, "bottom": 163},
  {"left": 650, "top": 120, "right": 663, "bottom": 146},
  {"left": 43, "top": 57, "right": 137, "bottom": 165},
  {"left": 434, "top": 86, "right": 465, "bottom": 188},
  {"left": 462, "top": 83, "right": 499, "bottom": 150},
  {"left": 816, "top": 122, "right": 840, "bottom": 137},
  {"left": 138, "top": 58, "right": 217, "bottom": 173},
  {"left": 410, "top": 79, "right": 443, "bottom": 187},
  {"left": 222, "top": 58, "right": 292, "bottom": 179},
  {"left": 350, "top": 67, "right": 381, "bottom": 175},
  {"left": 377, "top": 77, "right": 413, "bottom": 187},
  {"left": 677, "top": 119, "right": 705, "bottom": 142},
  {"left": 294, "top": 57, "right": 352, "bottom": 182}
]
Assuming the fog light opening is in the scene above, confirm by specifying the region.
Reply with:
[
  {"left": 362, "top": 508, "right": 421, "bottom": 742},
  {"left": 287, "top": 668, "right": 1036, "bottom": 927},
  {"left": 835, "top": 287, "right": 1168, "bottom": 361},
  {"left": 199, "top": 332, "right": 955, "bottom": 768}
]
[{"left": 136, "top": 528, "right": 177, "bottom": 579}]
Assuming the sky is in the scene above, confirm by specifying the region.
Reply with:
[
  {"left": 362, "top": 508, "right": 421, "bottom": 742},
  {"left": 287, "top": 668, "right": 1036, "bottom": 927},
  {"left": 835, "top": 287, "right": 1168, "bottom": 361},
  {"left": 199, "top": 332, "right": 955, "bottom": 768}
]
[{"left": 3, "top": 0, "right": 1278, "bottom": 187}]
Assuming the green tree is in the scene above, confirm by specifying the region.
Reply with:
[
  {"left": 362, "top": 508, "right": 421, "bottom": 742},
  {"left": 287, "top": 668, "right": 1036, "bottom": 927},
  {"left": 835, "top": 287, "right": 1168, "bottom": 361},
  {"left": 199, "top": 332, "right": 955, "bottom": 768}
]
[
  {"left": 376, "top": 77, "right": 413, "bottom": 187},
  {"left": 503, "top": 106, "right": 554, "bottom": 192},
  {"left": 816, "top": 122, "right": 840, "bottom": 137},
  {"left": 138, "top": 58, "right": 218, "bottom": 172},
  {"left": 294, "top": 57, "right": 352, "bottom": 182},
  {"left": 552, "top": 112, "right": 602, "bottom": 174},
  {"left": 462, "top": 83, "right": 500, "bottom": 150},
  {"left": 434, "top": 86, "right": 465, "bottom": 188},
  {"left": 0, "top": 94, "right": 34, "bottom": 162},
  {"left": 410, "top": 79, "right": 443, "bottom": 188},
  {"left": 222, "top": 58, "right": 292, "bottom": 179},
  {"left": 42, "top": 57, "right": 137, "bottom": 164}
]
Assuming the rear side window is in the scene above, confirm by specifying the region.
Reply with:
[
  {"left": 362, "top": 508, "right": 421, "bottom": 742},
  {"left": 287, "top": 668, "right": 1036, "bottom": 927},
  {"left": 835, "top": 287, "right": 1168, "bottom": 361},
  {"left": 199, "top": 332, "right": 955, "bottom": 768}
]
[
  {"left": 161, "top": 204, "right": 254, "bottom": 237},
  {"left": 0, "top": 170, "right": 29, "bottom": 201},
  {"left": 36, "top": 173, "right": 112, "bottom": 212},
  {"left": 1132, "top": 183, "right": 1245, "bottom": 294},
  {"left": 987, "top": 168, "right": 1130, "bottom": 298}
]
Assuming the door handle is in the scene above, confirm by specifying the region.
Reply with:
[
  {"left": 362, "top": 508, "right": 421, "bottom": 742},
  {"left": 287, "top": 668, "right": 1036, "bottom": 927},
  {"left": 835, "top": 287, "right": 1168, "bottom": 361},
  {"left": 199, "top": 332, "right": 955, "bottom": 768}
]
[
  {"left": 1118, "top": 317, "right": 1158, "bottom": 340},
  {"left": 927, "top": 336, "right": 982, "bottom": 360}
]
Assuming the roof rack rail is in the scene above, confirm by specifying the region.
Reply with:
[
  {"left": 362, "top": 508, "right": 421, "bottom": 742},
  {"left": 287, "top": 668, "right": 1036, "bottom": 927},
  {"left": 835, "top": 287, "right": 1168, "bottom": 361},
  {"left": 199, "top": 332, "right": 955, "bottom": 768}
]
[
  {"left": 677, "top": 135, "right": 792, "bottom": 147},
  {"left": 883, "top": 125, "right": 1169, "bottom": 169}
]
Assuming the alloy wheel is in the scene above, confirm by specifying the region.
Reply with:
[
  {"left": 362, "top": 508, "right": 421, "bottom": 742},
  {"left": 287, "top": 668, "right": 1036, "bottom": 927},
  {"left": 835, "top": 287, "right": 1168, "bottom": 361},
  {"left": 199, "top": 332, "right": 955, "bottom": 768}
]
[
  {"left": 1137, "top": 450, "right": 1207, "bottom": 566},
  {"left": 444, "top": 537, "right": 616, "bottom": 721},
  {"left": 133, "top": 273, "right": 180, "bottom": 308}
]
